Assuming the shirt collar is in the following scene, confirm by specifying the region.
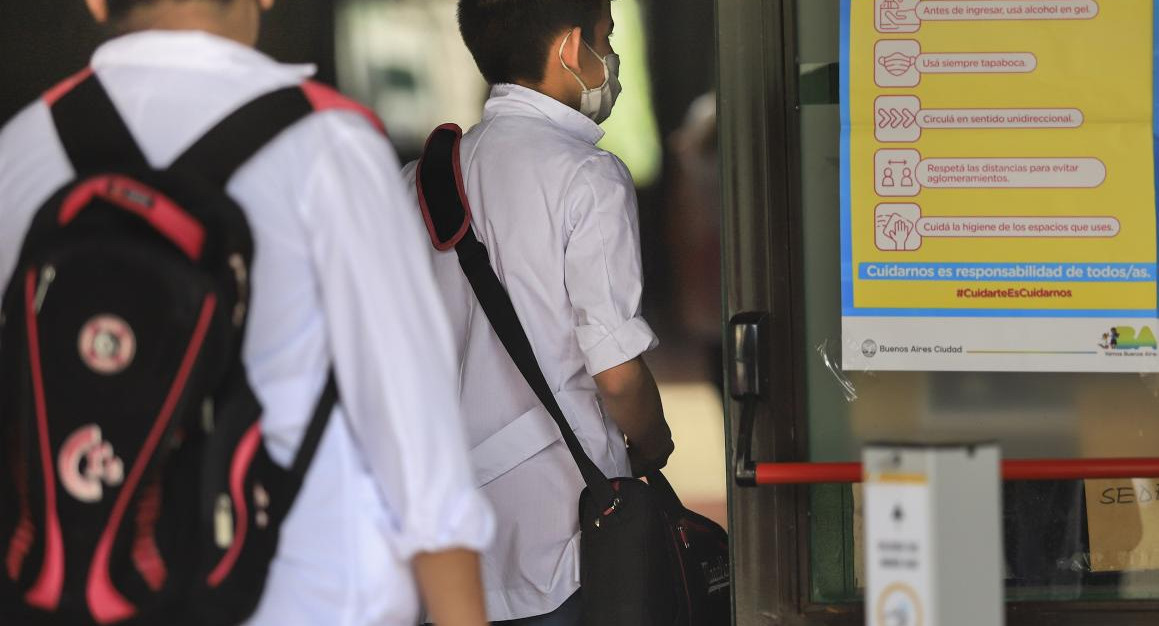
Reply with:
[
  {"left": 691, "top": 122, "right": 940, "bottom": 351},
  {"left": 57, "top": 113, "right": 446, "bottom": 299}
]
[
  {"left": 91, "top": 30, "right": 316, "bottom": 80},
  {"left": 484, "top": 84, "right": 605, "bottom": 145}
]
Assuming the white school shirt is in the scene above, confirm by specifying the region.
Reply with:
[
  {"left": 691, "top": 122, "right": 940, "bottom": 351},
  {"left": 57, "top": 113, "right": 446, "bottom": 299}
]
[
  {"left": 404, "top": 84, "right": 659, "bottom": 621},
  {"left": 0, "top": 31, "right": 494, "bottom": 626}
]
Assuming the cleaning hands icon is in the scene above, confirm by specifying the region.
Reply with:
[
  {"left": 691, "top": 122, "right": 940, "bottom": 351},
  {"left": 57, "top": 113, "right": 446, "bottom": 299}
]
[{"left": 876, "top": 212, "right": 918, "bottom": 250}]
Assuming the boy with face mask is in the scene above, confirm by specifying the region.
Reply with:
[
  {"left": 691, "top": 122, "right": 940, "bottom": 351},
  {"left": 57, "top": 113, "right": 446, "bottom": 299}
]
[
  {"left": 0, "top": 1, "right": 493, "bottom": 624},
  {"left": 405, "top": 1, "right": 675, "bottom": 624}
]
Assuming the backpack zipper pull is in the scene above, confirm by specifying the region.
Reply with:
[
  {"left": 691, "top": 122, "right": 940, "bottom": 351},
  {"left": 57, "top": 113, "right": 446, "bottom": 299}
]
[
  {"left": 214, "top": 494, "right": 234, "bottom": 548},
  {"left": 201, "top": 398, "right": 216, "bottom": 434},
  {"left": 229, "top": 254, "right": 248, "bottom": 327},
  {"left": 33, "top": 265, "right": 56, "bottom": 313}
]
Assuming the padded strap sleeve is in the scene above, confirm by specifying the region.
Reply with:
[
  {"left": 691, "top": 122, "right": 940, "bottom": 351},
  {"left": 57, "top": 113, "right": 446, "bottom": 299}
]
[{"left": 416, "top": 124, "right": 473, "bottom": 251}]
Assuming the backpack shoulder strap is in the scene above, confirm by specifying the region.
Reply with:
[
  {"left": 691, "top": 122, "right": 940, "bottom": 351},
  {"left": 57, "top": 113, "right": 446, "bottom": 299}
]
[
  {"left": 170, "top": 86, "right": 357, "bottom": 482},
  {"left": 48, "top": 69, "right": 149, "bottom": 173},
  {"left": 171, "top": 80, "right": 386, "bottom": 187},
  {"left": 168, "top": 86, "right": 314, "bottom": 187},
  {"left": 300, "top": 80, "right": 387, "bottom": 135},
  {"left": 291, "top": 371, "right": 338, "bottom": 481},
  {"left": 417, "top": 125, "right": 618, "bottom": 510}
]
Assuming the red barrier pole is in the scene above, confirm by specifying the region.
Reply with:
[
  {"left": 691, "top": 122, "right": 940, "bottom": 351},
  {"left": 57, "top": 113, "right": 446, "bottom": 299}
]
[
  {"left": 755, "top": 462, "right": 860, "bottom": 485},
  {"left": 753, "top": 458, "right": 1159, "bottom": 485},
  {"left": 1003, "top": 458, "right": 1159, "bottom": 481}
]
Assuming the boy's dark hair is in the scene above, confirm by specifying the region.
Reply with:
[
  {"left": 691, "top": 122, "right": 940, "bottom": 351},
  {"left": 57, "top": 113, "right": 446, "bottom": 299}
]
[
  {"left": 106, "top": 0, "right": 231, "bottom": 20},
  {"left": 458, "top": 0, "right": 606, "bottom": 85}
]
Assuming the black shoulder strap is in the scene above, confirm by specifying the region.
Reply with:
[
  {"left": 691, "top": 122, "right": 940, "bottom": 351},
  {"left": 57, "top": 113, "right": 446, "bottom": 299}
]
[
  {"left": 173, "top": 87, "right": 336, "bottom": 482},
  {"left": 48, "top": 74, "right": 316, "bottom": 189},
  {"left": 173, "top": 87, "right": 333, "bottom": 480},
  {"left": 417, "top": 125, "right": 618, "bottom": 509},
  {"left": 50, "top": 73, "right": 148, "bottom": 173},
  {"left": 291, "top": 371, "right": 338, "bottom": 481},
  {"left": 169, "top": 86, "right": 315, "bottom": 187},
  {"left": 173, "top": 87, "right": 336, "bottom": 486}
]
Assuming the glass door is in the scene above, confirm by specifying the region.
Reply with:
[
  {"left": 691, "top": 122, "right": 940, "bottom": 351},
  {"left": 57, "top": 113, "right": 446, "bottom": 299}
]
[{"left": 722, "top": 0, "right": 1159, "bottom": 623}]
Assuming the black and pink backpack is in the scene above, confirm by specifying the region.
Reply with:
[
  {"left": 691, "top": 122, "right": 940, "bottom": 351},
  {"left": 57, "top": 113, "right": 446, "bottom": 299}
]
[{"left": 0, "top": 71, "right": 379, "bottom": 625}]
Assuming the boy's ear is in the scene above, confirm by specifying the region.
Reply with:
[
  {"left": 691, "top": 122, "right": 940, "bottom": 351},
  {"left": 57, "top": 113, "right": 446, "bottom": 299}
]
[
  {"left": 85, "top": 0, "right": 109, "bottom": 23},
  {"left": 259, "top": 0, "right": 276, "bottom": 10},
  {"left": 558, "top": 26, "right": 585, "bottom": 75}
]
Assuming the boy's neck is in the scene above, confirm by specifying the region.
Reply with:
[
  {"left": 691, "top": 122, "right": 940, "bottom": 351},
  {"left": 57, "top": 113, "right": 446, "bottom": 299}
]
[
  {"left": 116, "top": 2, "right": 254, "bottom": 47},
  {"left": 514, "top": 77, "right": 581, "bottom": 113}
]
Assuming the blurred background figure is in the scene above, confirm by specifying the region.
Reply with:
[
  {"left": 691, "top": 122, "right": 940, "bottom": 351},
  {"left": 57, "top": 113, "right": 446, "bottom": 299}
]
[
  {"left": 666, "top": 92, "right": 723, "bottom": 395},
  {"left": 335, "top": 0, "right": 485, "bottom": 161},
  {"left": 1, "top": 0, "right": 727, "bottom": 528}
]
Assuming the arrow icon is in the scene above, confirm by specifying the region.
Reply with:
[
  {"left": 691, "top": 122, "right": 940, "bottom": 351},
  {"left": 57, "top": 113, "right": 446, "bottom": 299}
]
[{"left": 877, "top": 108, "right": 918, "bottom": 129}]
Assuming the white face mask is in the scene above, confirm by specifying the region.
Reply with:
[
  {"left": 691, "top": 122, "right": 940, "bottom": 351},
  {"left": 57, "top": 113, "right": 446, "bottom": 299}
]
[{"left": 559, "top": 32, "right": 622, "bottom": 124}]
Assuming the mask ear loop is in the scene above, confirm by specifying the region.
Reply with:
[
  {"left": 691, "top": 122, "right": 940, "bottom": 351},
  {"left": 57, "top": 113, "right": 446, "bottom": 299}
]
[
  {"left": 559, "top": 30, "right": 591, "bottom": 91},
  {"left": 559, "top": 30, "right": 611, "bottom": 91},
  {"left": 585, "top": 39, "right": 612, "bottom": 90}
]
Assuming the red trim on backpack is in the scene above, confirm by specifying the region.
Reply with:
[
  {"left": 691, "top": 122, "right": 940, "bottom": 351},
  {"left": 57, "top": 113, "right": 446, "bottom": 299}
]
[
  {"left": 207, "top": 423, "right": 262, "bottom": 588},
  {"left": 86, "top": 295, "right": 217, "bottom": 624},
  {"left": 301, "top": 81, "right": 387, "bottom": 135},
  {"left": 5, "top": 517, "right": 34, "bottom": 582},
  {"left": 43, "top": 67, "right": 95, "bottom": 106},
  {"left": 6, "top": 425, "right": 35, "bottom": 582},
  {"left": 22, "top": 269, "right": 67, "bottom": 611},
  {"left": 59, "top": 175, "right": 206, "bottom": 261},
  {"left": 415, "top": 124, "right": 473, "bottom": 251},
  {"left": 131, "top": 481, "right": 167, "bottom": 592}
]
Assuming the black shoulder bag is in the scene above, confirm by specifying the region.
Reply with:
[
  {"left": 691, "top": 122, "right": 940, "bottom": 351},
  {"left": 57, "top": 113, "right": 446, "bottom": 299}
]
[{"left": 416, "top": 124, "right": 731, "bottom": 626}]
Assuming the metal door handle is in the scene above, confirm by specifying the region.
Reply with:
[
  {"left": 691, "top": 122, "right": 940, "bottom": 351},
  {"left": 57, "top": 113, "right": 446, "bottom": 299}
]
[{"left": 729, "top": 312, "right": 769, "bottom": 487}]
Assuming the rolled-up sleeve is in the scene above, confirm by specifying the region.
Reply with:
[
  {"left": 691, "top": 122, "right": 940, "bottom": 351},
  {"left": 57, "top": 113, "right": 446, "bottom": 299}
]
[
  {"left": 299, "top": 115, "right": 495, "bottom": 560},
  {"left": 564, "top": 153, "right": 659, "bottom": 376}
]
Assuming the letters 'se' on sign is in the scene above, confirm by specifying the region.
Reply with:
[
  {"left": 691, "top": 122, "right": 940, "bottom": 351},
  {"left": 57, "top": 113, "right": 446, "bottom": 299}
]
[{"left": 1085, "top": 478, "right": 1159, "bottom": 572}]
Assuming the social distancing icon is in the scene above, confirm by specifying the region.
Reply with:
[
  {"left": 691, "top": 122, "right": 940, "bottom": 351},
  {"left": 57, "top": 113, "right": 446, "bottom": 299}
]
[{"left": 875, "top": 149, "right": 921, "bottom": 197}]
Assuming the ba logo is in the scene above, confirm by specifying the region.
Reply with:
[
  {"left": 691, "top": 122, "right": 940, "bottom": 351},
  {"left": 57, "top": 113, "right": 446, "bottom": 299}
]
[
  {"left": 1099, "top": 326, "right": 1158, "bottom": 351},
  {"left": 862, "top": 340, "right": 879, "bottom": 358},
  {"left": 58, "top": 425, "right": 125, "bottom": 503}
]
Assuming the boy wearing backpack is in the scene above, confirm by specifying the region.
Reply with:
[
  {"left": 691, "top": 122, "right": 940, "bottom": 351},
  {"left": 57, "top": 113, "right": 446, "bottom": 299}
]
[
  {"left": 406, "top": 1, "right": 676, "bottom": 623},
  {"left": 0, "top": 1, "right": 493, "bottom": 625}
]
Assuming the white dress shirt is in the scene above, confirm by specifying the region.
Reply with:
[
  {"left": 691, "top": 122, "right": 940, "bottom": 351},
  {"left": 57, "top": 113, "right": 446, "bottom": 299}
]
[
  {"left": 404, "top": 83, "right": 659, "bottom": 621},
  {"left": 0, "top": 31, "right": 494, "bottom": 626}
]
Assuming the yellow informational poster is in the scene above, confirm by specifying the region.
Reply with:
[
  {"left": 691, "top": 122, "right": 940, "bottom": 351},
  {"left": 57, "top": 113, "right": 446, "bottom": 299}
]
[{"left": 841, "top": 0, "right": 1159, "bottom": 372}]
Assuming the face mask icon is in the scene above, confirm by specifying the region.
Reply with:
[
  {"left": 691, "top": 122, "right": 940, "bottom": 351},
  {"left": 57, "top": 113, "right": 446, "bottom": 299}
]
[{"left": 878, "top": 52, "right": 917, "bottom": 77}]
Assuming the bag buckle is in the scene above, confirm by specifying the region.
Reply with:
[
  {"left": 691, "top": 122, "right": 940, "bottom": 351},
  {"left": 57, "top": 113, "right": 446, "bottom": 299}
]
[{"left": 594, "top": 497, "right": 622, "bottom": 528}]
